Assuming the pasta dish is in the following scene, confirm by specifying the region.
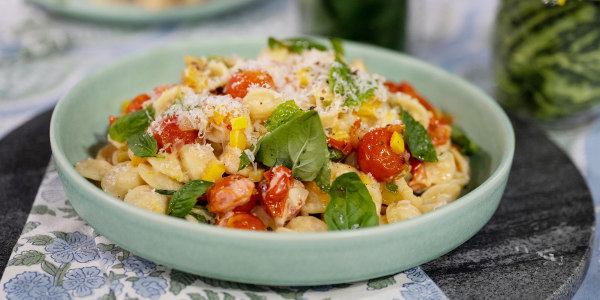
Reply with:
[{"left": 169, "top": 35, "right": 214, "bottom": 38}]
[{"left": 75, "top": 37, "right": 478, "bottom": 232}]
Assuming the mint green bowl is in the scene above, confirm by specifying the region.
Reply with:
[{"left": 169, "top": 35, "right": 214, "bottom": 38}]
[{"left": 50, "top": 38, "right": 514, "bottom": 286}]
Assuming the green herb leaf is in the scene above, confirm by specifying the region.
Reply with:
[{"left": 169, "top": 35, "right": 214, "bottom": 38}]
[
  {"left": 238, "top": 141, "right": 261, "bottom": 171},
  {"left": 401, "top": 109, "right": 438, "bottom": 162},
  {"left": 264, "top": 100, "right": 305, "bottom": 132},
  {"left": 268, "top": 37, "right": 328, "bottom": 54},
  {"left": 255, "top": 110, "right": 329, "bottom": 182},
  {"left": 324, "top": 172, "right": 379, "bottom": 230},
  {"left": 385, "top": 182, "right": 398, "bottom": 194},
  {"left": 188, "top": 205, "right": 216, "bottom": 224},
  {"left": 155, "top": 189, "right": 176, "bottom": 195},
  {"left": 109, "top": 107, "right": 154, "bottom": 142},
  {"left": 329, "top": 56, "right": 376, "bottom": 107},
  {"left": 315, "top": 162, "right": 331, "bottom": 192},
  {"left": 328, "top": 148, "right": 345, "bottom": 162},
  {"left": 451, "top": 125, "right": 480, "bottom": 155},
  {"left": 330, "top": 38, "right": 344, "bottom": 56},
  {"left": 168, "top": 180, "right": 213, "bottom": 218},
  {"left": 127, "top": 133, "right": 163, "bottom": 158}
]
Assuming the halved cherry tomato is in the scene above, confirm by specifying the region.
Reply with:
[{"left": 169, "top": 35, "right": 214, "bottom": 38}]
[
  {"left": 233, "top": 187, "right": 260, "bottom": 213},
  {"left": 408, "top": 157, "right": 427, "bottom": 191},
  {"left": 108, "top": 116, "right": 118, "bottom": 125},
  {"left": 427, "top": 117, "right": 451, "bottom": 146},
  {"left": 327, "top": 119, "right": 362, "bottom": 155},
  {"left": 226, "top": 70, "right": 275, "bottom": 99},
  {"left": 207, "top": 175, "right": 255, "bottom": 215},
  {"left": 125, "top": 94, "right": 150, "bottom": 114},
  {"left": 218, "top": 212, "right": 267, "bottom": 231},
  {"left": 150, "top": 115, "right": 198, "bottom": 152},
  {"left": 384, "top": 81, "right": 435, "bottom": 112},
  {"left": 259, "top": 166, "right": 293, "bottom": 218},
  {"left": 357, "top": 127, "right": 410, "bottom": 182}
]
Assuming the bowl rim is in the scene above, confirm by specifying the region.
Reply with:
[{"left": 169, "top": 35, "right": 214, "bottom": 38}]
[{"left": 50, "top": 36, "right": 515, "bottom": 243}]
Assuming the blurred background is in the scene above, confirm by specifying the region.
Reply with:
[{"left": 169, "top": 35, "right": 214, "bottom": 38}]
[{"left": 1, "top": 0, "right": 599, "bottom": 298}]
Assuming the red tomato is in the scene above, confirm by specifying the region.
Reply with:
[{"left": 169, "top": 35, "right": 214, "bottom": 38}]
[
  {"left": 357, "top": 127, "right": 409, "bottom": 182},
  {"left": 259, "top": 166, "right": 293, "bottom": 218},
  {"left": 151, "top": 115, "right": 198, "bottom": 152},
  {"left": 226, "top": 70, "right": 275, "bottom": 99},
  {"left": 207, "top": 175, "right": 255, "bottom": 215},
  {"left": 326, "top": 119, "right": 362, "bottom": 155},
  {"left": 384, "top": 81, "right": 435, "bottom": 112},
  {"left": 428, "top": 117, "right": 451, "bottom": 146},
  {"left": 408, "top": 157, "right": 427, "bottom": 191},
  {"left": 125, "top": 94, "right": 150, "bottom": 114},
  {"left": 233, "top": 187, "right": 260, "bottom": 213},
  {"left": 218, "top": 212, "right": 267, "bottom": 231},
  {"left": 108, "top": 116, "right": 118, "bottom": 125}
]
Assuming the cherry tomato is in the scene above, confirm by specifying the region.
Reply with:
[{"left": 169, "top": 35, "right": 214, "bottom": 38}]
[
  {"left": 151, "top": 115, "right": 198, "bottom": 152},
  {"left": 357, "top": 127, "right": 409, "bottom": 182},
  {"left": 218, "top": 212, "right": 267, "bottom": 231},
  {"left": 108, "top": 116, "right": 118, "bottom": 125},
  {"left": 226, "top": 70, "right": 275, "bottom": 99},
  {"left": 207, "top": 175, "right": 255, "bottom": 215},
  {"left": 408, "top": 157, "right": 427, "bottom": 191},
  {"left": 428, "top": 117, "right": 451, "bottom": 146},
  {"left": 327, "top": 119, "right": 362, "bottom": 155},
  {"left": 125, "top": 94, "right": 150, "bottom": 114},
  {"left": 259, "top": 166, "right": 293, "bottom": 218},
  {"left": 233, "top": 187, "right": 260, "bottom": 213},
  {"left": 384, "top": 81, "right": 435, "bottom": 112}
]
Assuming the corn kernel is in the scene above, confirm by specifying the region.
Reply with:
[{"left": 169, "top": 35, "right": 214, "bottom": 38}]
[
  {"left": 248, "top": 168, "right": 265, "bottom": 182},
  {"left": 201, "top": 160, "right": 226, "bottom": 182},
  {"left": 231, "top": 116, "right": 248, "bottom": 130},
  {"left": 213, "top": 111, "right": 224, "bottom": 125},
  {"left": 390, "top": 131, "right": 405, "bottom": 154},
  {"left": 229, "top": 130, "right": 247, "bottom": 149},
  {"left": 359, "top": 174, "right": 372, "bottom": 186},
  {"left": 297, "top": 68, "right": 310, "bottom": 86},
  {"left": 357, "top": 99, "right": 380, "bottom": 118},
  {"left": 130, "top": 156, "right": 146, "bottom": 167},
  {"left": 121, "top": 101, "right": 131, "bottom": 114}
]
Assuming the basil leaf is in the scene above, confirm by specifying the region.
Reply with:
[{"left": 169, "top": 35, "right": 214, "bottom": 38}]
[
  {"left": 330, "top": 38, "right": 344, "bottom": 56},
  {"left": 255, "top": 110, "right": 329, "bottom": 181},
  {"left": 324, "top": 172, "right": 379, "bottom": 231},
  {"left": 238, "top": 141, "right": 261, "bottom": 171},
  {"left": 329, "top": 56, "right": 376, "bottom": 107},
  {"left": 264, "top": 100, "right": 304, "bottom": 132},
  {"left": 109, "top": 107, "right": 154, "bottom": 142},
  {"left": 188, "top": 205, "right": 216, "bottom": 224},
  {"left": 450, "top": 125, "right": 480, "bottom": 155},
  {"left": 385, "top": 182, "right": 398, "bottom": 194},
  {"left": 168, "top": 180, "right": 213, "bottom": 218},
  {"left": 328, "top": 148, "right": 345, "bottom": 162},
  {"left": 155, "top": 189, "right": 176, "bottom": 195},
  {"left": 127, "top": 133, "right": 163, "bottom": 158},
  {"left": 315, "top": 162, "right": 331, "bottom": 193},
  {"left": 401, "top": 109, "right": 438, "bottom": 162},
  {"left": 268, "top": 37, "right": 328, "bottom": 54}
]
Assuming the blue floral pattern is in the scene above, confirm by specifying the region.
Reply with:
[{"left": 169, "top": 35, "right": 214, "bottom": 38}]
[
  {"left": 0, "top": 160, "right": 446, "bottom": 300},
  {"left": 62, "top": 267, "right": 105, "bottom": 297},
  {"left": 45, "top": 232, "right": 98, "bottom": 264},
  {"left": 123, "top": 256, "right": 157, "bottom": 276},
  {"left": 132, "top": 276, "right": 168, "bottom": 299}
]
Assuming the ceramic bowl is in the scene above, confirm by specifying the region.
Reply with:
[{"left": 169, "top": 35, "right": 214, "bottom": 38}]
[{"left": 50, "top": 38, "right": 514, "bottom": 286}]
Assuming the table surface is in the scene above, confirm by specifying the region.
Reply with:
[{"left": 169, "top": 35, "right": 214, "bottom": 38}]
[{"left": 1, "top": 0, "right": 599, "bottom": 298}]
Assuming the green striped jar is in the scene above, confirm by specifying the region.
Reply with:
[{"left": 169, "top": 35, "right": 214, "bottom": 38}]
[{"left": 494, "top": 0, "right": 600, "bottom": 128}]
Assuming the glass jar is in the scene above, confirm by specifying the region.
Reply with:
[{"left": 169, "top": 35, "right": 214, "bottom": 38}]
[
  {"left": 298, "top": 0, "right": 407, "bottom": 51},
  {"left": 494, "top": 0, "right": 600, "bottom": 128}
]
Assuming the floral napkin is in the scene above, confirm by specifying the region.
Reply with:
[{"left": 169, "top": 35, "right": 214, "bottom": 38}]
[{"left": 0, "top": 161, "right": 447, "bottom": 300}]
